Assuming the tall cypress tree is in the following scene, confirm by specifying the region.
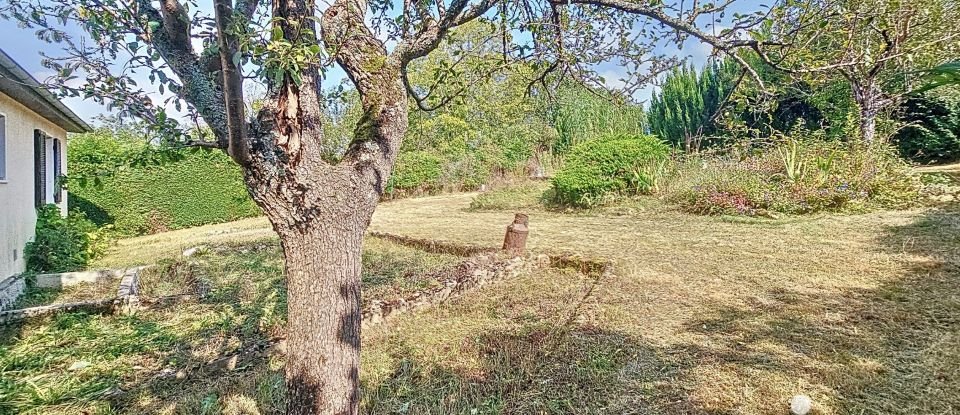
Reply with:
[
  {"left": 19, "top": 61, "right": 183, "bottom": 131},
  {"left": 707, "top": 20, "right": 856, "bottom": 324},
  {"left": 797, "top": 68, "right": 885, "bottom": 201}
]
[{"left": 649, "top": 60, "right": 738, "bottom": 151}]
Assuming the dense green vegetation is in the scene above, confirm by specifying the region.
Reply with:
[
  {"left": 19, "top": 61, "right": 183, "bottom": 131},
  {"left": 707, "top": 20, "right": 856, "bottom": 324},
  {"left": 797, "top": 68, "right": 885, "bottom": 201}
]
[
  {"left": 893, "top": 95, "right": 960, "bottom": 164},
  {"left": 649, "top": 60, "right": 739, "bottom": 151},
  {"left": 551, "top": 135, "right": 670, "bottom": 207},
  {"left": 67, "top": 127, "right": 260, "bottom": 235},
  {"left": 548, "top": 85, "right": 647, "bottom": 156},
  {"left": 24, "top": 205, "right": 109, "bottom": 273}
]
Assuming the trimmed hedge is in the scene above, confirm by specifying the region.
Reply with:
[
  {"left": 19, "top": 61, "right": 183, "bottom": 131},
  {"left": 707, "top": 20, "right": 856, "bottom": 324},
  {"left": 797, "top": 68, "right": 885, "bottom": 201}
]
[
  {"left": 386, "top": 151, "right": 444, "bottom": 195},
  {"left": 552, "top": 135, "right": 670, "bottom": 207},
  {"left": 69, "top": 150, "right": 260, "bottom": 235}
]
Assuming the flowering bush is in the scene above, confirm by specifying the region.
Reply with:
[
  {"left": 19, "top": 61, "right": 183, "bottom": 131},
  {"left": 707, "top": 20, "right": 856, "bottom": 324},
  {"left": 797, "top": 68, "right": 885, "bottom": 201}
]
[{"left": 666, "top": 139, "right": 920, "bottom": 216}]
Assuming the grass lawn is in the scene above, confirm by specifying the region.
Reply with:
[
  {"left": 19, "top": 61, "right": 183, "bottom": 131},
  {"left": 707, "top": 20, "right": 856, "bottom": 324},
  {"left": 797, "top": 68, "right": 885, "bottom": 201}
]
[
  {"left": 0, "top": 237, "right": 462, "bottom": 415},
  {"left": 3, "top": 190, "right": 958, "bottom": 414}
]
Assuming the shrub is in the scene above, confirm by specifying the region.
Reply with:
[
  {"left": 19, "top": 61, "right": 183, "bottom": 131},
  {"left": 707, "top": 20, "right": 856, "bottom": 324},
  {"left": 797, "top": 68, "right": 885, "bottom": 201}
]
[
  {"left": 386, "top": 151, "right": 444, "bottom": 195},
  {"left": 666, "top": 138, "right": 920, "bottom": 216},
  {"left": 68, "top": 150, "right": 260, "bottom": 235},
  {"left": 551, "top": 135, "right": 670, "bottom": 207},
  {"left": 893, "top": 95, "right": 960, "bottom": 164},
  {"left": 25, "top": 205, "right": 110, "bottom": 273}
]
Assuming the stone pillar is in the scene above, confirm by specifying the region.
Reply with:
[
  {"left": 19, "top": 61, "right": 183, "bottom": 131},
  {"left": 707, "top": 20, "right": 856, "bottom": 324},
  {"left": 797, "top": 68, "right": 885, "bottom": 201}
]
[{"left": 502, "top": 213, "right": 529, "bottom": 255}]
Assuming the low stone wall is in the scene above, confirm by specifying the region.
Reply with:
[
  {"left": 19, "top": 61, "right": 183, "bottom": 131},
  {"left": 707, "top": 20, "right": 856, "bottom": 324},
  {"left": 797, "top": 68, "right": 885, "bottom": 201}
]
[
  {"left": 362, "top": 253, "right": 526, "bottom": 329},
  {"left": 0, "top": 275, "right": 26, "bottom": 311},
  {"left": 0, "top": 267, "right": 146, "bottom": 324},
  {"left": 369, "top": 232, "right": 497, "bottom": 256},
  {"left": 34, "top": 269, "right": 125, "bottom": 289}
]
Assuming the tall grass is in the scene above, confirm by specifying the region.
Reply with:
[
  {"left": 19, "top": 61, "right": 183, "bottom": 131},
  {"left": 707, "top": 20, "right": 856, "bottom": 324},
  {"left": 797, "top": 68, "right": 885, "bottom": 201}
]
[{"left": 548, "top": 85, "right": 647, "bottom": 157}]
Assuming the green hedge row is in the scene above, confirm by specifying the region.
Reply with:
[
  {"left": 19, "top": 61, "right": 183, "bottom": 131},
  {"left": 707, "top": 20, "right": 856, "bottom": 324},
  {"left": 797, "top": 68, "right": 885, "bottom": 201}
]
[{"left": 69, "top": 151, "right": 260, "bottom": 235}]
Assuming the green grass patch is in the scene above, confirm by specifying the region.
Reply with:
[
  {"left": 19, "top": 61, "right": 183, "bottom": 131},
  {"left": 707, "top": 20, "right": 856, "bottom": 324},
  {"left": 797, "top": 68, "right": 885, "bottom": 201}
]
[
  {"left": 0, "top": 236, "right": 464, "bottom": 414},
  {"left": 468, "top": 181, "right": 552, "bottom": 211}
]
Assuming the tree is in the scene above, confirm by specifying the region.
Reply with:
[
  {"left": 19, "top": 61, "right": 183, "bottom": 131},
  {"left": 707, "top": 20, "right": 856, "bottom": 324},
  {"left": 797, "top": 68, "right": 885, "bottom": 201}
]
[
  {"left": 1, "top": 0, "right": 769, "bottom": 412},
  {"left": 649, "top": 59, "right": 740, "bottom": 151},
  {"left": 751, "top": 0, "right": 960, "bottom": 144}
]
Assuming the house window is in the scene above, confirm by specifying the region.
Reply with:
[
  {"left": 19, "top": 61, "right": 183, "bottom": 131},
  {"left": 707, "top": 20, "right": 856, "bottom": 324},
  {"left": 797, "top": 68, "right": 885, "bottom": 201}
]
[{"left": 0, "top": 115, "right": 6, "bottom": 181}]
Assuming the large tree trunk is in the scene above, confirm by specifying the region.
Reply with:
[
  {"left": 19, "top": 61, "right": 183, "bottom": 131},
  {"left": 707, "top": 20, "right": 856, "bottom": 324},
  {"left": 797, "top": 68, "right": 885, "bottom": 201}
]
[
  {"left": 152, "top": 0, "right": 465, "bottom": 412},
  {"left": 246, "top": 68, "right": 408, "bottom": 415},
  {"left": 281, "top": 218, "right": 366, "bottom": 415},
  {"left": 850, "top": 78, "right": 886, "bottom": 145},
  {"left": 858, "top": 104, "right": 878, "bottom": 145}
]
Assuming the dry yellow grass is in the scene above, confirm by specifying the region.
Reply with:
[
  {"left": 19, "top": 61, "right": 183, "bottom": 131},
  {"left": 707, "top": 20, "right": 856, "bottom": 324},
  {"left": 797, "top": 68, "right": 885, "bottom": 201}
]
[
  {"left": 82, "top": 192, "right": 960, "bottom": 414},
  {"left": 92, "top": 216, "right": 272, "bottom": 268},
  {"left": 366, "top": 193, "right": 960, "bottom": 414}
]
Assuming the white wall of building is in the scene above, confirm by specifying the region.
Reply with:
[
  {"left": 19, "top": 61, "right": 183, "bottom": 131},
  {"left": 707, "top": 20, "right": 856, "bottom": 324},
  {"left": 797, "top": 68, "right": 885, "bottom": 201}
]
[{"left": 0, "top": 91, "right": 68, "bottom": 280}]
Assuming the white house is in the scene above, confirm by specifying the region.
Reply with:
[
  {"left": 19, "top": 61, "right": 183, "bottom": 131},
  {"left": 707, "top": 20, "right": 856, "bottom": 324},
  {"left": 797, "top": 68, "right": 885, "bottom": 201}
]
[{"left": 0, "top": 48, "right": 90, "bottom": 282}]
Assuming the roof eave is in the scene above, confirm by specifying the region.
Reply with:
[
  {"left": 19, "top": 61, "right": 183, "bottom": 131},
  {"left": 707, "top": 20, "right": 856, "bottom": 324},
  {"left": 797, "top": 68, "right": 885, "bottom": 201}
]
[{"left": 0, "top": 48, "right": 91, "bottom": 133}]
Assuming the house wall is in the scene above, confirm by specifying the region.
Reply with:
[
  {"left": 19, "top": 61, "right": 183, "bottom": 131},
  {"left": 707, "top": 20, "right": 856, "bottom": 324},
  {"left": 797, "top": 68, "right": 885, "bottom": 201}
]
[{"left": 0, "top": 91, "right": 68, "bottom": 280}]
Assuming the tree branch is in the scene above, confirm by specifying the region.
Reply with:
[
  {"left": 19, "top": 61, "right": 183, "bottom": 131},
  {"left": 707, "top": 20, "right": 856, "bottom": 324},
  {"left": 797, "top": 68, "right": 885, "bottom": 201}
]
[
  {"left": 555, "top": 0, "right": 769, "bottom": 92},
  {"left": 134, "top": 0, "right": 230, "bottom": 146},
  {"left": 214, "top": 0, "right": 251, "bottom": 165}
]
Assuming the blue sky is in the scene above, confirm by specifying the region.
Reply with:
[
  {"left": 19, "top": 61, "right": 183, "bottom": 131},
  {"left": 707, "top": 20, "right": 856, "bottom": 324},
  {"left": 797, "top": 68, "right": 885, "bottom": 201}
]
[{"left": 0, "top": 0, "right": 767, "bottom": 125}]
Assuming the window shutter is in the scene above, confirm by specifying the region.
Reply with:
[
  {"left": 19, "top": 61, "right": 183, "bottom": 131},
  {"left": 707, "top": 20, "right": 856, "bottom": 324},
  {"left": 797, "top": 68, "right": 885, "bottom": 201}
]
[
  {"left": 0, "top": 115, "right": 6, "bottom": 180},
  {"left": 34, "top": 129, "right": 45, "bottom": 208},
  {"left": 53, "top": 138, "right": 62, "bottom": 203}
]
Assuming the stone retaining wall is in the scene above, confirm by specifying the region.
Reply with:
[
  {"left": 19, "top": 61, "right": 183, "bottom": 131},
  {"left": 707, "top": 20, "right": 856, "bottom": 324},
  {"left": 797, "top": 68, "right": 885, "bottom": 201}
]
[
  {"left": 362, "top": 253, "right": 526, "bottom": 329},
  {"left": 0, "top": 275, "right": 26, "bottom": 311},
  {"left": 0, "top": 267, "right": 146, "bottom": 324}
]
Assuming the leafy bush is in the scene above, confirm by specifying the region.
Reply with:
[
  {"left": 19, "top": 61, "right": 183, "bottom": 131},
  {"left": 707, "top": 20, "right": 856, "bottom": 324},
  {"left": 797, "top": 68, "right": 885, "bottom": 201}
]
[
  {"left": 666, "top": 137, "right": 920, "bottom": 216},
  {"left": 25, "top": 205, "right": 110, "bottom": 273},
  {"left": 893, "top": 95, "right": 960, "bottom": 164},
  {"left": 551, "top": 135, "right": 671, "bottom": 207},
  {"left": 68, "top": 149, "right": 260, "bottom": 235},
  {"left": 386, "top": 151, "right": 444, "bottom": 195}
]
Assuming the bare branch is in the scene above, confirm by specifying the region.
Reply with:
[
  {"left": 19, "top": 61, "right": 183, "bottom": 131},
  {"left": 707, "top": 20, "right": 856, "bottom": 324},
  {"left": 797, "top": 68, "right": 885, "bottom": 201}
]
[{"left": 214, "top": 0, "right": 251, "bottom": 165}]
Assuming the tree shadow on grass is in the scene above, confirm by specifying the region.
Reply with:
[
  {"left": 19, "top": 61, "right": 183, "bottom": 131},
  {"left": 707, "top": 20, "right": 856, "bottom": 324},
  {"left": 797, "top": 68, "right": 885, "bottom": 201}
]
[
  {"left": 0, "top": 240, "right": 289, "bottom": 415},
  {"left": 671, "top": 202, "right": 960, "bottom": 414},
  {"left": 362, "top": 325, "right": 693, "bottom": 415}
]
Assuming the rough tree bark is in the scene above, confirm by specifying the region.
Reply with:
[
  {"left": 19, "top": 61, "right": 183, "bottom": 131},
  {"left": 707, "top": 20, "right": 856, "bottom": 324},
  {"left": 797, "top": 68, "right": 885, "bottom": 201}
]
[
  {"left": 211, "top": 0, "right": 408, "bottom": 411},
  {"left": 849, "top": 79, "right": 885, "bottom": 145}
]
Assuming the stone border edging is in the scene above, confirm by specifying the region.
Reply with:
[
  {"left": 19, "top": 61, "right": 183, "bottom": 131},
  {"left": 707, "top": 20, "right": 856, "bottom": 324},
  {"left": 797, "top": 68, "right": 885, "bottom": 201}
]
[
  {"left": 0, "top": 275, "right": 26, "bottom": 311},
  {"left": 361, "top": 253, "right": 525, "bottom": 329},
  {"left": 368, "top": 232, "right": 497, "bottom": 256},
  {"left": 0, "top": 267, "right": 147, "bottom": 325}
]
